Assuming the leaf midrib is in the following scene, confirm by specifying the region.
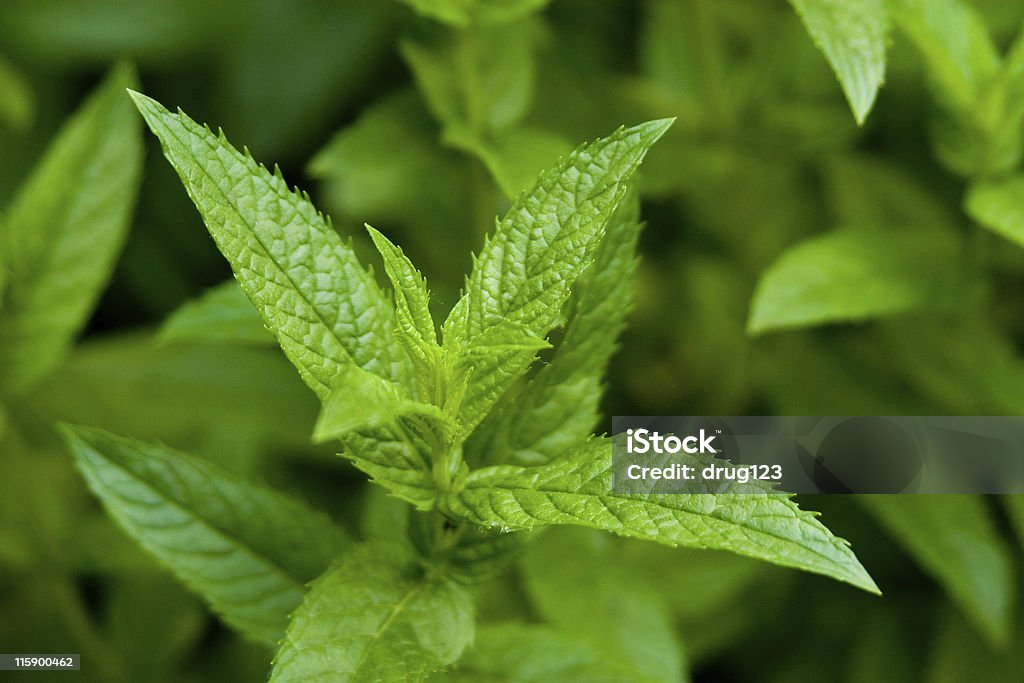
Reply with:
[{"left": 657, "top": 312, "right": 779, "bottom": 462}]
[
  {"left": 349, "top": 573, "right": 430, "bottom": 676},
  {"left": 457, "top": 469, "right": 868, "bottom": 582}
]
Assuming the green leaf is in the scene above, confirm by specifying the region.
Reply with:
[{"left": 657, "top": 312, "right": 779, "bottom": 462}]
[
  {"left": 926, "top": 606, "right": 1024, "bottom": 683},
  {"left": 861, "top": 495, "right": 1014, "bottom": 646},
  {"left": 340, "top": 428, "right": 441, "bottom": 510},
  {"left": 400, "top": 17, "right": 540, "bottom": 133},
  {"left": 1005, "top": 495, "right": 1024, "bottom": 550},
  {"left": 64, "top": 425, "right": 349, "bottom": 646},
  {"left": 435, "top": 622, "right": 646, "bottom": 682},
  {"left": 444, "top": 119, "right": 672, "bottom": 434},
  {"left": 25, "top": 332, "right": 324, "bottom": 475},
  {"left": 520, "top": 528, "right": 687, "bottom": 682},
  {"left": 366, "top": 225, "right": 441, "bottom": 403},
  {"left": 876, "top": 314, "right": 1024, "bottom": 415},
  {"left": 887, "top": 0, "right": 999, "bottom": 115},
  {"left": 449, "top": 119, "right": 673, "bottom": 340},
  {"left": 314, "top": 365, "right": 446, "bottom": 444},
  {"left": 966, "top": 175, "right": 1024, "bottom": 248},
  {"left": 0, "top": 54, "right": 33, "bottom": 130},
  {"left": 129, "top": 91, "right": 406, "bottom": 400},
  {"left": 748, "top": 227, "right": 983, "bottom": 334},
  {"left": 446, "top": 319, "right": 551, "bottom": 439},
  {"left": 823, "top": 154, "right": 957, "bottom": 229},
  {"left": 474, "top": 192, "right": 641, "bottom": 466},
  {"left": 106, "top": 574, "right": 206, "bottom": 683},
  {"left": 0, "top": 63, "right": 142, "bottom": 395},
  {"left": 788, "top": 0, "right": 888, "bottom": 124},
  {"left": 444, "top": 125, "right": 572, "bottom": 198},
  {"left": 269, "top": 543, "right": 473, "bottom": 683},
  {"left": 442, "top": 437, "right": 878, "bottom": 593},
  {"left": 158, "top": 280, "right": 274, "bottom": 346},
  {"left": 399, "top": 0, "right": 549, "bottom": 28}
]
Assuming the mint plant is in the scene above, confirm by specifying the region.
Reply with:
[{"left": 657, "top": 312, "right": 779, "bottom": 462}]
[{"left": 61, "top": 92, "right": 875, "bottom": 681}]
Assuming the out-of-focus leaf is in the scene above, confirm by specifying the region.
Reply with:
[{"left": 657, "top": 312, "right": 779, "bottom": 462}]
[
  {"left": 159, "top": 280, "right": 273, "bottom": 346},
  {"left": 822, "top": 155, "right": 957, "bottom": 230},
  {"left": 845, "top": 606, "right": 918, "bottom": 683},
  {"left": 0, "top": 0, "right": 230, "bottom": 65},
  {"left": 307, "top": 89, "right": 470, "bottom": 289},
  {"left": 1004, "top": 495, "right": 1024, "bottom": 549},
  {"left": 269, "top": 543, "right": 473, "bottom": 683},
  {"left": 888, "top": 0, "right": 1008, "bottom": 174},
  {"left": 925, "top": 606, "right": 1024, "bottom": 683},
  {"left": 0, "top": 54, "right": 32, "bottom": 129},
  {"left": 66, "top": 426, "right": 349, "bottom": 646},
  {"left": 888, "top": 0, "right": 998, "bottom": 115},
  {"left": 748, "top": 227, "right": 983, "bottom": 334},
  {"left": 308, "top": 90, "right": 456, "bottom": 220},
  {"left": 966, "top": 175, "right": 1024, "bottom": 248},
  {"left": 401, "top": 17, "right": 541, "bottom": 133},
  {"left": 0, "top": 63, "right": 142, "bottom": 395},
  {"left": 520, "top": 528, "right": 687, "bottom": 682},
  {"left": 435, "top": 622, "right": 647, "bottom": 682},
  {"left": 24, "top": 333, "right": 324, "bottom": 473},
  {"left": 444, "top": 125, "right": 571, "bottom": 198},
  {"left": 218, "top": 0, "right": 395, "bottom": 160},
  {"left": 877, "top": 315, "right": 1024, "bottom": 415},
  {"left": 788, "top": 0, "right": 888, "bottom": 124},
  {"left": 399, "top": 0, "right": 549, "bottom": 28},
  {"left": 861, "top": 495, "right": 1014, "bottom": 646},
  {"left": 106, "top": 575, "right": 206, "bottom": 683}
]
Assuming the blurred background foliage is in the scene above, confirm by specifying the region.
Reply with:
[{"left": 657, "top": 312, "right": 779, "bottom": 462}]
[{"left": 2, "top": 0, "right": 1024, "bottom": 680}]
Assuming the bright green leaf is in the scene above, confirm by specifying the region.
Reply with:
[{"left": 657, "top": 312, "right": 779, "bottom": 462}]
[
  {"left": 444, "top": 119, "right": 672, "bottom": 435},
  {"left": 473, "top": 192, "right": 641, "bottom": 466},
  {"left": 314, "top": 365, "right": 446, "bottom": 444},
  {"left": 65, "top": 425, "right": 349, "bottom": 646},
  {"left": 366, "top": 225, "right": 441, "bottom": 403},
  {"left": 129, "top": 91, "right": 406, "bottom": 399},
  {"left": 748, "top": 227, "right": 983, "bottom": 334},
  {"left": 788, "top": 0, "right": 888, "bottom": 124},
  {"left": 443, "top": 437, "right": 878, "bottom": 593},
  {"left": 861, "top": 495, "right": 1014, "bottom": 646},
  {"left": 0, "top": 63, "right": 142, "bottom": 395},
  {"left": 269, "top": 543, "right": 473, "bottom": 683},
  {"left": 158, "top": 280, "right": 273, "bottom": 346},
  {"left": 446, "top": 318, "right": 550, "bottom": 438}
]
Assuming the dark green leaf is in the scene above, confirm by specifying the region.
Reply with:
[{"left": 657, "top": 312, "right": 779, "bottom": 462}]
[{"left": 65, "top": 425, "right": 349, "bottom": 646}]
